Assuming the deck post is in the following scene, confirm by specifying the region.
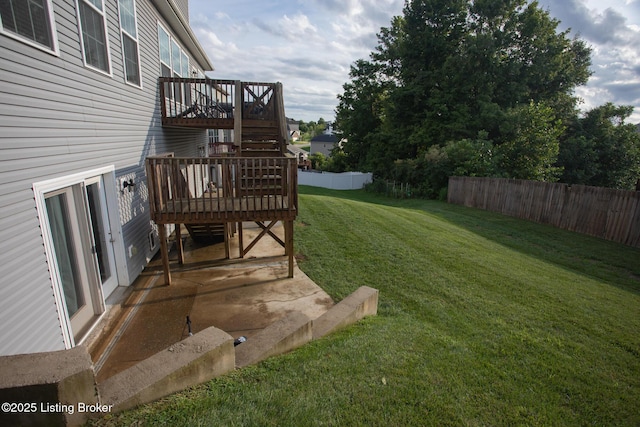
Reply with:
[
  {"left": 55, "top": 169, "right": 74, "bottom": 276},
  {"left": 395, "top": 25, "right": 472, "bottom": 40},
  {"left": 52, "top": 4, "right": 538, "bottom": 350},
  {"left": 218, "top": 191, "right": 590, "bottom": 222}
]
[
  {"left": 285, "top": 219, "right": 294, "bottom": 278},
  {"left": 224, "top": 223, "right": 230, "bottom": 259},
  {"left": 238, "top": 222, "right": 244, "bottom": 258},
  {"left": 176, "top": 223, "right": 184, "bottom": 264},
  {"left": 158, "top": 224, "right": 172, "bottom": 285},
  {"left": 234, "top": 80, "right": 243, "bottom": 152},
  {"left": 275, "top": 82, "right": 288, "bottom": 154}
]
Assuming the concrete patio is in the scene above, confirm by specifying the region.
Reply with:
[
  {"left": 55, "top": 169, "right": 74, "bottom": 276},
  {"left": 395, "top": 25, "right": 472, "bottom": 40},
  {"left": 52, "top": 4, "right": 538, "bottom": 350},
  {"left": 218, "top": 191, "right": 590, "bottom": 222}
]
[
  {"left": 0, "top": 221, "right": 379, "bottom": 425},
  {"left": 86, "top": 222, "right": 335, "bottom": 383}
]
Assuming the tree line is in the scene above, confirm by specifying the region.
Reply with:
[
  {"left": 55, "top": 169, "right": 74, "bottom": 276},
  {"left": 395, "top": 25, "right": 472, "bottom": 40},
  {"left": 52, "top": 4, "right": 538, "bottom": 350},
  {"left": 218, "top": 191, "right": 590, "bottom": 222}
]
[
  {"left": 298, "top": 118, "right": 328, "bottom": 141},
  {"left": 334, "top": 0, "right": 640, "bottom": 198}
]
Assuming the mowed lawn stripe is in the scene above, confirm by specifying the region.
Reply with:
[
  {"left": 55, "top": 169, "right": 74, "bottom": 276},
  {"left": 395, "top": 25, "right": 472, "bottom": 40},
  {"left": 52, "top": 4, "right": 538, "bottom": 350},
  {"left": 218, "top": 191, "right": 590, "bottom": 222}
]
[
  {"left": 294, "top": 187, "right": 640, "bottom": 425},
  {"left": 90, "top": 186, "right": 640, "bottom": 427}
]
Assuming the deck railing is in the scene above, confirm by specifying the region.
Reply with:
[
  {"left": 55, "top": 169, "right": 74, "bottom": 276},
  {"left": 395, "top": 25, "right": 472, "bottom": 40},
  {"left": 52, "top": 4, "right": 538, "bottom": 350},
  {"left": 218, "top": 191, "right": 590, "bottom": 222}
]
[
  {"left": 146, "top": 155, "right": 298, "bottom": 224},
  {"left": 208, "top": 142, "right": 236, "bottom": 157},
  {"left": 159, "top": 79, "right": 284, "bottom": 126},
  {"left": 159, "top": 78, "right": 236, "bottom": 128}
]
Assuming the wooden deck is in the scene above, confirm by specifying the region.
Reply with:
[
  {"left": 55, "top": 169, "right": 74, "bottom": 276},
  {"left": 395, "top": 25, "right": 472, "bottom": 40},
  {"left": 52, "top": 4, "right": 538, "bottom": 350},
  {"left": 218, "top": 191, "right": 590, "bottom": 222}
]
[
  {"left": 162, "top": 196, "right": 293, "bottom": 222},
  {"left": 159, "top": 79, "right": 288, "bottom": 152},
  {"left": 146, "top": 156, "right": 297, "bottom": 223},
  {"left": 151, "top": 78, "right": 295, "bottom": 284},
  {"left": 146, "top": 155, "right": 298, "bottom": 284}
]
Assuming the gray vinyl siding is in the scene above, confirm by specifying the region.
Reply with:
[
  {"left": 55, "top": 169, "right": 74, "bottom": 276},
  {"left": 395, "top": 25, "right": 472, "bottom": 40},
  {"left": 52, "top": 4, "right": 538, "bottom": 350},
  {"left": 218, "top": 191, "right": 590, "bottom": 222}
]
[
  {"left": 0, "top": 0, "right": 208, "bottom": 356},
  {"left": 174, "top": 0, "right": 189, "bottom": 21}
]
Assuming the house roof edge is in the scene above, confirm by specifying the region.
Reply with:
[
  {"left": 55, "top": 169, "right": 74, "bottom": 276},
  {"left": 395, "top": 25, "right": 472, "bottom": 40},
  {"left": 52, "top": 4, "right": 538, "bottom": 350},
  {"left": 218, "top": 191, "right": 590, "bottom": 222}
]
[{"left": 155, "top": 0, "right": 214, "bottom": 71}]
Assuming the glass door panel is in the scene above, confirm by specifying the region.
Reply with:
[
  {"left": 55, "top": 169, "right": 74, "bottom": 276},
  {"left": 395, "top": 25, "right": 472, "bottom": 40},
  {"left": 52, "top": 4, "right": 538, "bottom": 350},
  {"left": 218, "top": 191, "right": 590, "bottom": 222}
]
[
  {"left": 45, "top": 189, "right": 94, "bottom": 337},
  {"left": 84, "top": 177, "right": 117, "bottom": 295}
]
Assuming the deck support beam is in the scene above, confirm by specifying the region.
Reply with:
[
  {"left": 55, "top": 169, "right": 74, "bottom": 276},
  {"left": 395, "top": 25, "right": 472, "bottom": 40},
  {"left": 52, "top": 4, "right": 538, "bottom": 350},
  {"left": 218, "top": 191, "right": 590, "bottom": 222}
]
[
  {"left": 176, "top": 223, "right": 184, "bottom": 264},
  {"left": 238, "top": 222, "right": 244, "bottom": 258},
  {"left": 224, "top": 223, "right": 231, "bottom": 259},
  {"left": 234, "top": 220, "right": 295, "bottom": 278},
  {"left": 157, "top": 219, "right": 294, "bottom": 286},
  {"left": 241, "top": 221, "right": 279, "bottom": 257},
  {"left": 158, "top": 224, "right": 172, "bottom": 285},
  {"left": 285, "top": 219, "right": 294, "bottom": 278},
  {"left": 234, "top": 80, "right": 243, "bottom": 152}
]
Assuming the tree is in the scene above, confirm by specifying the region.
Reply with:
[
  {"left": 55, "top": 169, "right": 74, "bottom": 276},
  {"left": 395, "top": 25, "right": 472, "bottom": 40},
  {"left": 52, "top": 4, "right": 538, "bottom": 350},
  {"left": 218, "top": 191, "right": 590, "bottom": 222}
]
[
  {"left": 497, "top": 101, "right": 564, "bottom": 181},
  {"left": 298, "top": 118, "right": 331, "bottom": 141},
  {"left": 336, "top": 0, "right": 593, "bottom": 189},
  {"left": 335, "top": 59, "right": 390, "bottom": 171},
  {"left": 558, "top": 103, "right": 640, "bottom": 189},
  {"left": 308, "top": 152, "right": 328, "bottom": 170}
]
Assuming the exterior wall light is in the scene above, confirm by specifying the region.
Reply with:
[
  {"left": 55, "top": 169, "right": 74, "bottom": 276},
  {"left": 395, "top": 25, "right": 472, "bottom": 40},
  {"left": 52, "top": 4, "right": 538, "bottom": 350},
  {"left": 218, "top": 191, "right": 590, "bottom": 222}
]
[{"left": 123, "top": 179, "right": 135, "bottom": 192}]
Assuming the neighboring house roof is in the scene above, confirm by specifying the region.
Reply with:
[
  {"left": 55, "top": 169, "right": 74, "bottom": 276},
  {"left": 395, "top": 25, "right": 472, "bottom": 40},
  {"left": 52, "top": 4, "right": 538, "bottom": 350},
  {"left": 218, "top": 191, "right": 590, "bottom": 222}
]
[
  {"left": 287, "top": 118, "right": 300, "bottom": 133},
  {"left": 310, "top": 134, "right": 338, "bottom": 143},
  {"left": 156, "top": 0, "right": 214, "bottom": 71},
  {"left": 287, "top": 145, "right": 308, "bottom": 158}
]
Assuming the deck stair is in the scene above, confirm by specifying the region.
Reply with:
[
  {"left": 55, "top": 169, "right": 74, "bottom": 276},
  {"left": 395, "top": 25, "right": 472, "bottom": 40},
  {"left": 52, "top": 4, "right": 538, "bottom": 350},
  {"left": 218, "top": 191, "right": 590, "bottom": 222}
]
[
  {"left": 237, "top": 159, "right": 285, "bottom": 197},
  {"left": 240, "top": 140, "right": 282, "bottom": 157},
  {"left": 185, "top": 223, "right": 226, "bottom": 243},
  {"left": 153, "top": 78, "right": 296, "bottom": 285}
]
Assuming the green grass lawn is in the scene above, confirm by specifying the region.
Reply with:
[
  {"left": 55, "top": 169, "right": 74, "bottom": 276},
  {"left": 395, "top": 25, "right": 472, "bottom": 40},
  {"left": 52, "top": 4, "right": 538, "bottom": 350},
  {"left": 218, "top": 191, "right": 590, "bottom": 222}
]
[{"left": 91, "top": 186, "right": 640, "bottom": 426}]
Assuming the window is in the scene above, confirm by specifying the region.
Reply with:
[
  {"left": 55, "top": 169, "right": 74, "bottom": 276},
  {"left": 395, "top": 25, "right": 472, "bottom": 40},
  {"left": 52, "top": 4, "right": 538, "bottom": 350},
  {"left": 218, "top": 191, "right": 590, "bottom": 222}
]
[
  {"left": 180, "top": 51, "right": 189, "bottom": 77},
  {"left": 157, "top": 22, "right": 189, "bottom": 77},
  {"left": 158, "top": 25, "right": 171, "bottom": 77},
  {"left": 77, "top": 0, "right": 110, "bottom": 74},
  {"left": 158, "top": 22, "right": 193, "bottom": 108},
  {"left": 0, "top": 0, "right": 58, "bottom": 53},
  {"left": 118, "top": 0, "right": 141, "bottom": 86},
  {"left": 171, "top": 39, "right": 181, "bottom": 76}
]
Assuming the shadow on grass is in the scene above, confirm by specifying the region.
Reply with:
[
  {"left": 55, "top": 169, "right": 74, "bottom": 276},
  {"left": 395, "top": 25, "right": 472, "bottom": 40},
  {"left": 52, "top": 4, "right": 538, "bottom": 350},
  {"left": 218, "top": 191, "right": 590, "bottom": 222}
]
[{"left": 298, "top": 185, "right": 640, "bottom": 295}]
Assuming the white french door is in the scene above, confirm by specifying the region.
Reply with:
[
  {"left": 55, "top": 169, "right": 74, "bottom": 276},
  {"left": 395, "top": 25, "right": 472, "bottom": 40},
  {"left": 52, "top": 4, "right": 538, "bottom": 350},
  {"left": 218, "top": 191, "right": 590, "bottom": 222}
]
[
  {"left": 35, "top": 167, "right": 126, "bottom": 346},
  {"left": 84, "top": 176, "right": 118, "bottom": 297},
  {"left": 44, "top": 187, "right": 97, "bottom": 339}
]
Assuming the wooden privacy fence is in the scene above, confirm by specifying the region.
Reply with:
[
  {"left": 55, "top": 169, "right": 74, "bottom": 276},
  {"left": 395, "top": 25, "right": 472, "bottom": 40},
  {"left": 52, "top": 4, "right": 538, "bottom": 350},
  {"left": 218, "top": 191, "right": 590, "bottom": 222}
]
[{"left": 447, "top": 177, "right": 640, "bottom": 248}]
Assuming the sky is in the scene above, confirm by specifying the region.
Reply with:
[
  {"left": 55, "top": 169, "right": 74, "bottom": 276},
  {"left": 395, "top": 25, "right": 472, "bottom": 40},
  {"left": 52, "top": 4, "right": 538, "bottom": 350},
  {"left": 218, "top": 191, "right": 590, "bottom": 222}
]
[{"left": 189, "top": 0, "right": 640, "bottom": 124}]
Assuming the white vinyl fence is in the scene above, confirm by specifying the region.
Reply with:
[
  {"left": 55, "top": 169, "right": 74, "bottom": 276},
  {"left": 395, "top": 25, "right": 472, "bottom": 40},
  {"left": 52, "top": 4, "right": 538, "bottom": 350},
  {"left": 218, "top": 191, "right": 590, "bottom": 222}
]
[{"left": 298, "top": 171, "right": 373, "bottom": 190}]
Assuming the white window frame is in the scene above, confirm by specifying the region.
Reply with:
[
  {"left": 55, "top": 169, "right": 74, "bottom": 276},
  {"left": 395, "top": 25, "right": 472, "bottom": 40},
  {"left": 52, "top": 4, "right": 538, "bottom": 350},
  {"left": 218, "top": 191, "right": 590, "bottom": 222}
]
[
  {"left": 33, "top": 166, "right": 129, "bottom": 348},
  {"left": 180, "top": 50, "right": 189, "bottom": 77},
  {"left": 117, "top": 0, "right": 142, "bottom": 88},
  {"left": 76, "top": 0, "right": 112, "bottom": 76},
  {"left": 0, "top": 0, "right": 60, "bottom": 55},
  {"left": 157, "top": 21, "right": 190, "bottom": 77},
  {"left": 158, "top": 23, "right": 172, "bottom": 77}
]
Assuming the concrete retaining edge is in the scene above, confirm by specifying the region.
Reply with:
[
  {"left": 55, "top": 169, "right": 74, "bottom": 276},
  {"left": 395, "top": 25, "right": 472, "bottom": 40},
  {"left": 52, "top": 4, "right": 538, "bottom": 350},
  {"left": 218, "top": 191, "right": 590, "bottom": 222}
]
[
  {"left": 0, "top": 346, "right": 97, "bottom": 427},
  {"left": 0, "top": 286, "right": 379, "bottom": 425},
  {"left": 312, "top": 286, "right": 379, "bottom": 340},
  {"left": 97, "top": 326, "right": 234, "bottom": 413},
  {"left": 235, "top": 311, "right": 312, "bottom": 368}
]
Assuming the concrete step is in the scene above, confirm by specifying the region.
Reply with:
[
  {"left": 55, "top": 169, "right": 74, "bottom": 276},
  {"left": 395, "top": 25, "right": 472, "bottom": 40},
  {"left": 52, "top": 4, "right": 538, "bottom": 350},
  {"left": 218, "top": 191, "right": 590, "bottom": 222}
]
[
  {"left": 98, "top": 327, "right": 235, "bottom": 413},
  {"left": 0, "top": 284, "right": 379, "bottom": 421},
  {"left": 235, "top": 286, "right": 379, "bottom": 368}
]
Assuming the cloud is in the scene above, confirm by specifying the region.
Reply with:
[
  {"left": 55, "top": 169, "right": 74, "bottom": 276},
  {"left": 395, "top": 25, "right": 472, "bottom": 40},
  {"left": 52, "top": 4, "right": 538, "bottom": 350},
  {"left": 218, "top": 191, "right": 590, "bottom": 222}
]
[
  {"left": 253, "top": 13, "right": 320, "bottom": 42},
  {"left": 547, "top": 0, "right": 637, "bottom": 45},
  {"left": 301, "top": 0, "right": 404, "bottom": 23},
  {"left": 189, "top": 1, "right": 404, "bottom": 120},
  {"left": 199, "top": 30, "right": 224, "bottom": 48},
  {"left": 191, "top": 1, "right": 639, "bottom": 123},
  {"left": 538, "top": 0, "right": 640, "bottom": 122}
]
